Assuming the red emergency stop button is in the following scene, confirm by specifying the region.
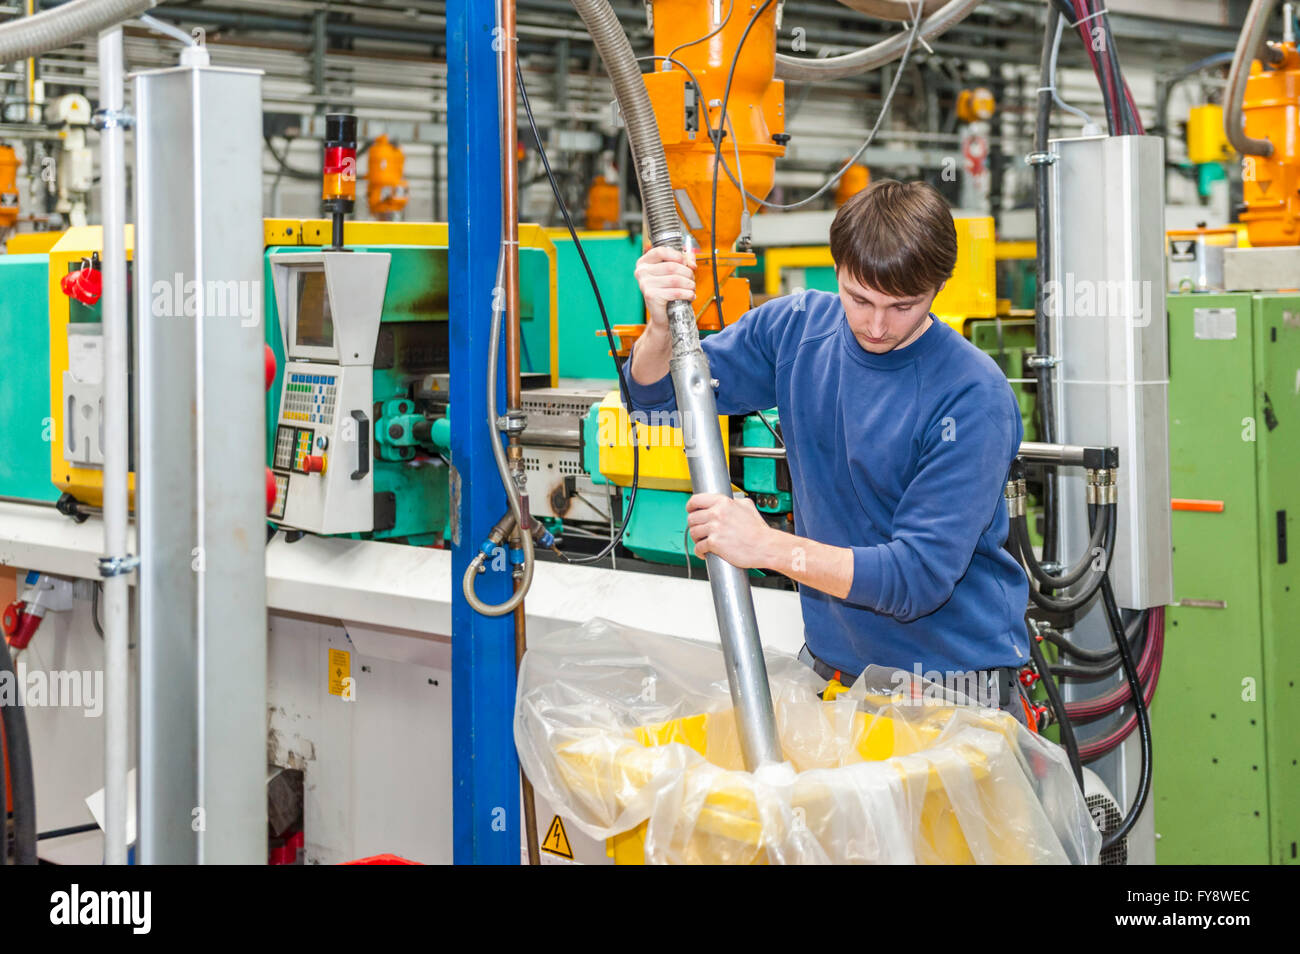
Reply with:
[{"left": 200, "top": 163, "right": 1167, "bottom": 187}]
[
  {"left": 61, "top": 258, "right": 103, "bottom": 306},
  {"left": 303, "top": 455, "right": 325, "bottom": 474},
  {"left": 264, "top": 344, "right": 277, "bottom": 391}
]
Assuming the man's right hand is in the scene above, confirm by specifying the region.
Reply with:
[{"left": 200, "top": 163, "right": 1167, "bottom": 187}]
[{"left": 634, "top": 246, "right": 697, "bottom": 329}]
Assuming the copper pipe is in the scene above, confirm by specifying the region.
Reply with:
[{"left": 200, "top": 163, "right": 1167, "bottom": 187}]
[
  {"left": 500, "top": 0, "right": 539, "bottom": 868},
  {"left": 515, "top": 598, "right": 540, "bottom": 864},
  {"left": 502, "top": 0, "right": 522, "bottom": 414}
]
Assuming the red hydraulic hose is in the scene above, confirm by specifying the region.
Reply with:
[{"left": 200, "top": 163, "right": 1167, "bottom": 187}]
[
  {"left": 1071, "top": 0, "right": 1126, "bottom": 134},
  {"left": 1123, "top": 80, "right": 1145, "bottom": 134},
  {"left": 1076, "top": 613, "right": 1165, "bottom": 762},
  {"left": 1064, "top": 606, "right": 1163, "bottom": 721}
]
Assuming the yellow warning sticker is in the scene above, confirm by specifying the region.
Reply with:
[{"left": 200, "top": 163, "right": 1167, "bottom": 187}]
[
  {"left": 328, "top": 648, "right": 351, "bottom": 698},
  {"left": 541, "top": 815, "right": 573, "bottom": 860}
]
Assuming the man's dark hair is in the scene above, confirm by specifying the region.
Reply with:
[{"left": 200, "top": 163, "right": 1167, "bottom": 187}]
[{"left": 828, "top": 178, "right": 958, "bottom": 298}]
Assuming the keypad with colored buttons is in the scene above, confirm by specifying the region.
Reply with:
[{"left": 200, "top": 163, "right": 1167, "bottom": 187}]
[
  {"left": 273, "top": 425, "right": 296, "bottom": 471},
  {"left": 292, "top": 427, "right": 316, "bottom": 473},
  {"left": 282, "top": 371, "right": 337, "bottom": 425},
  {"left": 270, "top": 473, "right": 289, "bottom": 519}
]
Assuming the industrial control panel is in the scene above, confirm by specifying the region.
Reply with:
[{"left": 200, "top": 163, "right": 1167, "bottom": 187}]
[{"left": 268, "top": 251, "right": 390, "bottom": 535}]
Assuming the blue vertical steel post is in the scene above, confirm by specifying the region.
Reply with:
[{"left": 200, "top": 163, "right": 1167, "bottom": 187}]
[{"left": 447, "top": 0, "right": 519, "bottom": 863}]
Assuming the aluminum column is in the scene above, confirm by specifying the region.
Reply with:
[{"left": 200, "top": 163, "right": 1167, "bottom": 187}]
[
  {"left": 97, "top": 25, "right": 130, "bottom": 866},
  {"left": 134, "top": 60, "right": 268, "bottom": 863}
]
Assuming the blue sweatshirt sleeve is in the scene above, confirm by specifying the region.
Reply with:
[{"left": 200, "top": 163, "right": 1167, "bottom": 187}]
[
  {"left": 847, "top": 388, "right": 1021, "bottom": 622},
  {"left": 624, "top": 297, "right": 791, "bottom": 414}
]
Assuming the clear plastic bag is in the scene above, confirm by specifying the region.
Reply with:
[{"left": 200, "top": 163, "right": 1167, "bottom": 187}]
[{"left": 515, "top": 618, "right": 1101, "bottom": 864}]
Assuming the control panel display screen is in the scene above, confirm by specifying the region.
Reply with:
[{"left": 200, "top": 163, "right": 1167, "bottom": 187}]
[{"left": 295, "top": 270, "right": 334, "bottom": 348}]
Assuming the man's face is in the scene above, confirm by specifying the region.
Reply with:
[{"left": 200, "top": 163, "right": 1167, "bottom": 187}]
[{"left": 836, "top": 268, "right": 942, "bottom": 354}]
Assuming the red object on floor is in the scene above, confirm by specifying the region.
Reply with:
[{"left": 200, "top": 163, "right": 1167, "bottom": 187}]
[{"left": 341, "top": 853, "right": 422, "bottom": 865}]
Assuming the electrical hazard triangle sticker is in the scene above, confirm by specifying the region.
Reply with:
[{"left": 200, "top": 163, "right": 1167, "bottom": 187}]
[{"left": 541, "top": 815, "right": 574, "bottom": 859}]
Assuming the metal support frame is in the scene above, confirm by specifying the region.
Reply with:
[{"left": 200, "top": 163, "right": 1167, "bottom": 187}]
[
  {"left": 97, "top": 25, "right": 130, "bottom": 868},
  {"left": 1049, "top": 134, "right": 1172, "bottom": 610},
  {"left": 447, "top": 0, "right": 521, "bottom": 864},
  {"left": 311, "top": 9, "right": 326, "bottom": 113},
  {"left": 135, "top": 61, "right": 268, "bottom": 863},
  {"left": 1048, "top": 133, "right": 1172, "bottom": 865}
]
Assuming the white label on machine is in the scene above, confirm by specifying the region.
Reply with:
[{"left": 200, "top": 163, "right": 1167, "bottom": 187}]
[
  {"left": 68, "top": 332, "right": 103, "bottom": 384},
  {"left": 1193, "top": 307, "right": 1237, "bottom": 340}
]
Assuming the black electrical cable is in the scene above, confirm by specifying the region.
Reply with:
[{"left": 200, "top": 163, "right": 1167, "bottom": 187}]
[
  {"left": 727, "top": 11, "right": 923, "bottom": 214},
  {"left": 1028, "top": 627, "right": 1084, "bottom": 791},
  {"left": 263, "top": 136, "right": 319, "bottom": 181},
  {"left": 1048, "top": 612, "right": 1150, "bottom": 679},
  {"left": 755, "top": 410, "right": 784, "bottom": 448},
  {"left": 0, "top": 631, "right": 37, "bottom": 864},
  {"left": 709, "top": 0, "right": 775, "bottom": 327},
  {"left": 91, "top": 581, "right": 105, "bottom": 639},
  {"left": 38, "top": 822, "right": 100, "bottom": 841},
  {"left": 1017, "top": 499, "right": 1109, "bottom": 589},
  {"left": 1049, "top": 654, "right": 1124, "bottom": 680},
  {"left": 265, "top": 136, "right": 378, "bottom": 182},
  {"left": 1014, "top": 504, "right": 1115, "bottom": 614},
  {"left": 650, "top": 24, "right": 920, "bottom": 222},
  {"left": 1070, "top": 0, "right": 1118, "bottom": 134},
  {"left": 637, "top": 55, "right": 716, "bottom": 143},
  {"left": 1040, "top": 610, "right": 1147, "bottom": 664},
  {"left": 1086, "top": 1, "right": 1122, "bottom": 133},
  {"left": 1111, "top": 24, "right": 1142, "bottom": 134},
  {"left": 665, "top": 0, "right": 734, "bottom": 62},
  {"left": 516, "top": 59, "right": 640, "bottom": 565},
  {"left": 1013, "top": 511, "right": 1108, "bottom": 601},
  {"left": 1050, "top": 634, "right": 1153, "bottom": 682},
  {"left": 1047, "top": 0, "right": 1076, "bottom": 21},
  {"left": 1061, "top": 0, "right": 1143, "bottom": 137},
  {"left": 1098, "top": 2, "right": 1136, "bottom": 134},
  {"left": 1097, "top": 575, "right": 1153, "bottom": 853}
]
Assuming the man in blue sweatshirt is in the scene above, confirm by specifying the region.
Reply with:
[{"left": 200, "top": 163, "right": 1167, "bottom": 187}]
[{"left": 627, "top": 179, "right": 1034, "bottom": 725}]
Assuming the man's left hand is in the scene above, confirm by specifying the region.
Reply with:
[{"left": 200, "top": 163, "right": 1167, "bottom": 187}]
[{"left": 686, "top": 493, "right": 774, "bottom": 569}]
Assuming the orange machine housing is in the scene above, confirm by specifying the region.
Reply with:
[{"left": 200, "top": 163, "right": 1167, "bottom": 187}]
[
  {"left": 366, "top": 134, "right": 409, "bottom": 218},
  {"left": 0, "top": 145, "right": 20, "bottom": 230},
  {"left": 637, "top": 0, "right": 785, "bottom": 335},
  {"left": 955, "top": 87, "right": 996, "bottom": 124},
  {"left": 1241, "top": 42, "right": 1300, "bottom": 246},
  {"left": 834, "top": 164, "right": 870, "bottom": 206},
  {"left": 585, "top": 175, "right": 621, "bottom": 230}
]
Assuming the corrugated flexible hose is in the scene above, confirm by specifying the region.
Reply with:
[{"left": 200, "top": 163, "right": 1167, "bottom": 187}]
[
  {"left": 0, "top": 0, "right": 159, "bottom": 64},
  {"left": 773, "top": 0, "right": 982, "bottom": 81},
  {"left": 569, "top": 0, "right": 783, "bottom": 769}
]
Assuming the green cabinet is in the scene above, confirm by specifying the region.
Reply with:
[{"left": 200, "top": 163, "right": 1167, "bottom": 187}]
[{"left": 1158, "top": 293, "right": 1300, "bottom": 864}]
